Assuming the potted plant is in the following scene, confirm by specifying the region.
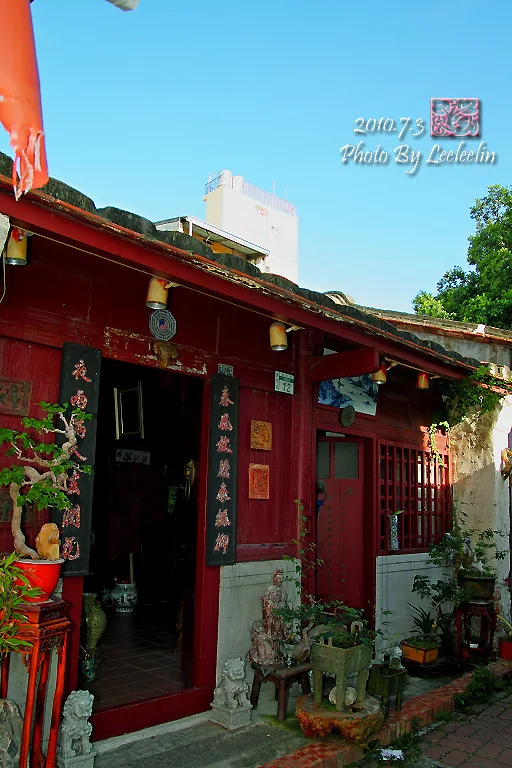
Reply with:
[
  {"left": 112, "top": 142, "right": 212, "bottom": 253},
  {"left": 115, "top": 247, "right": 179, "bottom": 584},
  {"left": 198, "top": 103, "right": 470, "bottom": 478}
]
[
  {"left": 0, "top": 552, "right": 42, "bottom": 654},
  {"left": 425, "top": 516, "right": 507, "bottom": 602},
  {"left": 401, "top": 635, "right": 440, "bottom": 665},
  {"left": 496, "top": 614, "right": 512, "bottom": 661},
  {"left": 410, "top": 577, "right": 465, "bottom": 655},
  {"left": 0, "top": 401, "right": 92, "bottom": 601}
]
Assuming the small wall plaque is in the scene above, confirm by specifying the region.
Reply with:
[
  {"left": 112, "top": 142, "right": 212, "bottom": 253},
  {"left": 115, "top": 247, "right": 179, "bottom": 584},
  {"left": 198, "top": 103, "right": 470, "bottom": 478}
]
[
  {"left": 250, "top": 420, "right": 272, "bottom": 451},
  {"left": 0, "top": 376, "right": 31, "bottom": 416},
  {"left": 249, "top": 463, "right": 270, "bottom": 500}
]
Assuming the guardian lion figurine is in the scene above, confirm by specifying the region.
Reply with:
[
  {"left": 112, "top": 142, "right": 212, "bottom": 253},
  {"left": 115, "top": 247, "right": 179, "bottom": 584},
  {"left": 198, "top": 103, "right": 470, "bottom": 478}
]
[
  {"left": 213, "top": 658, "right": 250, "bottom": 709},
  {"left": 58, "top": 690, "right": 94, "bottom": 759}
]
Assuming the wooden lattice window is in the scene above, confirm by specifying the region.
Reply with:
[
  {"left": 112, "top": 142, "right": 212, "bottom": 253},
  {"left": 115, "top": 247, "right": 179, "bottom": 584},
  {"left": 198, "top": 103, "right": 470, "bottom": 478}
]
[{"left": 378, "top": 441, "right": 451, "bottom": 553}]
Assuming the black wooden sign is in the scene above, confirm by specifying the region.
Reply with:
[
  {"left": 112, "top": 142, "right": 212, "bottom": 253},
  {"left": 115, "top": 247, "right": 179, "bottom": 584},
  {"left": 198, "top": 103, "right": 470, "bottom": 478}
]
[
  {"left": 206, "top": 374, "right": 239, "bottom": 566},
  {"left": 53, "top": 344, "right": 101, "bottom": 576}
]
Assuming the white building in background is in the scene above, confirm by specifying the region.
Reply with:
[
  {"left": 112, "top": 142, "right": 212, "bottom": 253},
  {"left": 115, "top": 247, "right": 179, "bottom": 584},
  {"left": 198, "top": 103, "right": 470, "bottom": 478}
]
[{"left": 203, "top": 170, "right": 299, "bottom": 283}]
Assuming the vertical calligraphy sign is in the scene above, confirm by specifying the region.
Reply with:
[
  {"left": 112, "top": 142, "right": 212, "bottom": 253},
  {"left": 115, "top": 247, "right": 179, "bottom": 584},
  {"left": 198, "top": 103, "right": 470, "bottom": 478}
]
[
  {"left": 206, "top": 374, "right": 239, "bottom": 566},
  {"left": 53, "top": 343, "right": 101, "bottom": 576}
]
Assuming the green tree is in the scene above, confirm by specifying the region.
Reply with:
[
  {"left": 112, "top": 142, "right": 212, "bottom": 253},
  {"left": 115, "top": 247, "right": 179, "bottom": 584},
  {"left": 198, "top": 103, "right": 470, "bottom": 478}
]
[{"left": 412, "top": 185, "right": 512, "bottom": 329}]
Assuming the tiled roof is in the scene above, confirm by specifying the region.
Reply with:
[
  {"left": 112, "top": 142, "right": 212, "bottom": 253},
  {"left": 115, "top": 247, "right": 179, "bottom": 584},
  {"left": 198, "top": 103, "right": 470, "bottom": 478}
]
[{"left": 0, "top": 151, "right": 482, "bottom": 374}]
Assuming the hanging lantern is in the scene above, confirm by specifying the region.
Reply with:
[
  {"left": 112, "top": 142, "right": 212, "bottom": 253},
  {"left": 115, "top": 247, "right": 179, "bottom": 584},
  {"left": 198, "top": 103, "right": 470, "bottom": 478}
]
[
  {"left": 146, "top": 277, "right": 171, "bottom": 309},
  {"left": 269, "top": 322, "right": 288, "bottom": 351},
  {"left": 5, "top": 227, "right": 30, "bottom": 266},
  {"left": 372, "top": 363, "right": 387, "bottom": 385},
  {"left": 416, "top": 372, "right": 430, "bottom": 390}
]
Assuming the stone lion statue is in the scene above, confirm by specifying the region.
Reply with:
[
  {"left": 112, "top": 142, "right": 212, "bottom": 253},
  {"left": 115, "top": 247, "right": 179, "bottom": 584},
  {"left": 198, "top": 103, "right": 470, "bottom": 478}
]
[
  {"left": 213, "top": 658, "right": 250, "bottom": 709},
  {"left": 58, "top": 690, "right": 94, "bottom": 759}
]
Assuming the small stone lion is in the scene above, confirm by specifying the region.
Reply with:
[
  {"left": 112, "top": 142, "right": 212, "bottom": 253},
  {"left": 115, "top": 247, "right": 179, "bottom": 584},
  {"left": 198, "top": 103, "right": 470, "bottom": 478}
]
[
  {"left": 213, "top": 658, "right": 250, "bottom": 709},
  {"left": 58, "top": 690, "right": 94, "bottom": 759}
]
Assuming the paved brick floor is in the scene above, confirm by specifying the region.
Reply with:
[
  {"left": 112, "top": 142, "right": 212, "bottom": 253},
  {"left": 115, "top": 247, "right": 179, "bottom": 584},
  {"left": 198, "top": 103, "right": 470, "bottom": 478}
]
[
  {"left": 260, "top": 663, "right": 512, "bottom": 768},
  {"left": 420, "top": 694, "right": 512, "bottom": 767}
]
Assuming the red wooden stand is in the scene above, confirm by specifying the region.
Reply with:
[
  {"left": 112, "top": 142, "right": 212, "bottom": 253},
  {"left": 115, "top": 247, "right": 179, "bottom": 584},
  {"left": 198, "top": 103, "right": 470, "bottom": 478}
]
[
  {"left": 455, "top": 600, "right": 497, "bottom": 662},
  {"left": 0, "top": 599, "right": 70, "bottom": 768}
]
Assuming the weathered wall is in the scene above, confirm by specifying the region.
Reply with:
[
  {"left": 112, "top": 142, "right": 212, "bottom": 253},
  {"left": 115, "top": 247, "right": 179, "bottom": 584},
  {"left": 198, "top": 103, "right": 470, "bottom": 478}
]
[
  {"left": 216, "top": 558, "right": 298, "bottom": 688},
  {"left": 385, "top": 326, "right": 512, "bottom": 368},
  {"left": 450, "top": 396, "right": 512, "bottom": 615}
]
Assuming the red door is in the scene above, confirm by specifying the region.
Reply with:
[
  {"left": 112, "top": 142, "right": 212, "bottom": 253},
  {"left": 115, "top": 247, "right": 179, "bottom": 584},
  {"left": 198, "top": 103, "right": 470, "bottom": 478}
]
[{"left": 316, "top": 437, "right": 364, "bottom": 608}]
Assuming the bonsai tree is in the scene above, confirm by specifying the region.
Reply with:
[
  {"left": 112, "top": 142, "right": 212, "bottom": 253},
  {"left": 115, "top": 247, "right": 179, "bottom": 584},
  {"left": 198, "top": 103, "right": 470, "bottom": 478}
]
[
  {"left": 0, "top": 552, "right": 42, "bottom": 652},
  {"left": 0, "top": 401, "right": 92, "bottom": 560},
  {"left": 426, "top": 515, "right": 507, "bottom": 578}
]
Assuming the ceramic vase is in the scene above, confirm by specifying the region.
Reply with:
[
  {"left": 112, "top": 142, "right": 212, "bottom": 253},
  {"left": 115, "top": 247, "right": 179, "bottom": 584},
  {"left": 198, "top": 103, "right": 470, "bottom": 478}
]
[
  {"left": 82, "top": 592, "right": 107, "bottom": 651},
  {"left": 111, "top": 582, "right": 137, "bottom": 613},
  {"left": 389, "top": 515, "right": 399, "bottom": 550}
]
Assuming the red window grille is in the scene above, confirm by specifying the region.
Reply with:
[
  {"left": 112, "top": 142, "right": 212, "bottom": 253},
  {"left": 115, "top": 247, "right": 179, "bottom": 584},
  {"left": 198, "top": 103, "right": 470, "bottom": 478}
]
[{"left": 378, "top": 441, "right": 451, "bottom": 554}]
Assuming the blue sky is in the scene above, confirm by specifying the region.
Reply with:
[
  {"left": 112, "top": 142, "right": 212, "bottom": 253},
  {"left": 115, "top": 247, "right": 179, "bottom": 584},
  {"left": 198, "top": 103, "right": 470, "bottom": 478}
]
[{"left": 1, "top": 0, "right": 510, "bottom": 311}]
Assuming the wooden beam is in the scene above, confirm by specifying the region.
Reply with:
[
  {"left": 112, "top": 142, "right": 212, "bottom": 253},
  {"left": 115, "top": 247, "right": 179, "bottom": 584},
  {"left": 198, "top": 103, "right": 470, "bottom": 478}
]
[
  {"left": 307, "top": 347, "right": 379, "bottom": 382},
  {"left": 0, "top": 187, "right": 472, "bottom": 381}
]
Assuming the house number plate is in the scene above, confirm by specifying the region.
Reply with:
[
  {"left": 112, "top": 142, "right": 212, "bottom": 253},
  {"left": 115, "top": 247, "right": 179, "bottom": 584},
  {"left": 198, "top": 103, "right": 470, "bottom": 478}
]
[{"left": 274, "top": 371, "right": 294, "bottom": 395}]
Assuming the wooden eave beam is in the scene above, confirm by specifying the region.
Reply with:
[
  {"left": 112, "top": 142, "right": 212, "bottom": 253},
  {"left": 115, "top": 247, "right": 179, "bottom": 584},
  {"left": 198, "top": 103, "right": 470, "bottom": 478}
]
[
  {"left": 307, "top": 347, "right": 379, "bottom": 383},
  {"left": 0, "top": 185, "right": 473, "bottom": 382}
]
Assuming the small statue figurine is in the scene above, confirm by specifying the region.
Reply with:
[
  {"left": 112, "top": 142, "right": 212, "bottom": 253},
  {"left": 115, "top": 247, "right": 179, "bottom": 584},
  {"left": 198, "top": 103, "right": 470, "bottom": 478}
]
[
  {"left": 35, "top": 522, "right": 60, "bottom": 560},
  {"left": 248, "top": 568, "right": 289, "bottom": 666},
  {"left": 58, "top": 690, "right": 95, "bottom": 765},
  {"left": 210, "top": 659, "right": 252, "bottom": 730}
]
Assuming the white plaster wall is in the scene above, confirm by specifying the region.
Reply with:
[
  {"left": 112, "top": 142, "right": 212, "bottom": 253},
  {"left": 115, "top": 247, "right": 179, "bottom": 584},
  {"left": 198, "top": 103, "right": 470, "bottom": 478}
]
[
  {"left": 375, "top": 553, "right": 450, "bottom": 655},
  {"left": 216, "top": 558, "right": 299, "bottom": 685}
]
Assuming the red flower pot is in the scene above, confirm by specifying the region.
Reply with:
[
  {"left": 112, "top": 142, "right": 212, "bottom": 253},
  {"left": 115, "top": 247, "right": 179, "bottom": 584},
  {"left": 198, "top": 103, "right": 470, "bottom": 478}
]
[
  {"left": 499, "top": 637, "right": 512, "bottom": 661},
  {"left": 14, "top": 559, "right": 64, "bottom": 602}
]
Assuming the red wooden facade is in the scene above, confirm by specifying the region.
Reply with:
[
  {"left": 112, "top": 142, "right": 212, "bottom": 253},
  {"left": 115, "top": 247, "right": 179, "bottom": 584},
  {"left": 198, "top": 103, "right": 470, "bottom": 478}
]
[{"left": 0, "top": 175, "right": 469, "bottom": 740}]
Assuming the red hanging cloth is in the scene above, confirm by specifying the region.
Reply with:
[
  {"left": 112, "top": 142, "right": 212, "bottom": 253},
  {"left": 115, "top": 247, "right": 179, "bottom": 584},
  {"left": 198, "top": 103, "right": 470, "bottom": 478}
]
[{"left": 0, "top": 0, "right": 48, "bottom": 198}]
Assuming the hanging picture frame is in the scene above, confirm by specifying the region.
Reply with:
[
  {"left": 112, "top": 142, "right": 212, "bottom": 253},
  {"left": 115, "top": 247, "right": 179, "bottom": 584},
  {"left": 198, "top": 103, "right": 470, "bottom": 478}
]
[{"left": 114, "top": 382, "right": 144, "bottom": 439}]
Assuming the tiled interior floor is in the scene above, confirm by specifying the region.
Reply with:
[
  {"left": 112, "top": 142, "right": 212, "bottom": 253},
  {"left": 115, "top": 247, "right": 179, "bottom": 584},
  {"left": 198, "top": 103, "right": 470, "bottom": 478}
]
[{"left": 86, "top": 606, "right": 187, "bottom": 711}]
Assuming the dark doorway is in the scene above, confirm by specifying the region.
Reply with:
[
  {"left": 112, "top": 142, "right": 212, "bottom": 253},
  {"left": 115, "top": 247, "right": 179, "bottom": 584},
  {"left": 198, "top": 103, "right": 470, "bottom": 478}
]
[
  {"left": 82, "top": 359, "right": 203, "bottom": 711},
  {"left": 315, "top": 436, "right": 364, "bottom": 608}
]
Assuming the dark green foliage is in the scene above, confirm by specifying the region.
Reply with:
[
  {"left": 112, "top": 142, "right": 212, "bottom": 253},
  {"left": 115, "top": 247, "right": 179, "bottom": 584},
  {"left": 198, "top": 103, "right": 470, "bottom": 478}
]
[
  {"left": 412, "top": 185, "right": 512, "bottom": 329},
  {"left": 454, "top": 667, "right": 504, "bottom": 711},
  {"left": 0, "top": 401, "right": 93, "bottom": 514},
  {"left": 402, "top": 635, "right": 439, "bottom": 650},
  {"left": 0, "top": 552, "right": 42, "bottom": 653}
]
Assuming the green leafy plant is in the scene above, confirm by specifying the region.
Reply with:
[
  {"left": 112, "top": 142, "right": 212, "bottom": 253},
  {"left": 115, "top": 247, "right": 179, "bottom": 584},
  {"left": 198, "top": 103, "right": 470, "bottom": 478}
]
[
  {"left": 425, "top": 514, "right": 506, "bottom": 578},
  {"left": 0, "top": 401, "right": 92, "bottom": 559},
  {"left": 0, "top": 552, "right": 42, "bottom": 653},
  {"left": 497, "top": 614, "right": 512, "bottom": 638},
  {"left": 453, "top": 667, "right": 504, "bottom": 712},
  {"left": 401, "top": 635, "right": 439, "bottom": 650},
  {"left": 283, "top": 498, "right": 324, "bottom": 599}
]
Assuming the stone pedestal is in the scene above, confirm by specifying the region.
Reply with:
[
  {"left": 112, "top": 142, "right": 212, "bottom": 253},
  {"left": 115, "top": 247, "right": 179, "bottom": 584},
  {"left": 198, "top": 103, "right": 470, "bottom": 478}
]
[
  {"left": 209, "top": 702, "right": 252, "bottom": 730},
  {"left": 296, "top": 694, "right": 384, "bottom": 742},
  {"left": 57, "top": 749, "right": 97, "bottom": 768}
]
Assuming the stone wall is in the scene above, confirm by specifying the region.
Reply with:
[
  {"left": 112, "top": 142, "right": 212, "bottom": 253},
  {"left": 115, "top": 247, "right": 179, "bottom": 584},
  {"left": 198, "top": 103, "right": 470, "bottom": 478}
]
[{"left": 216, "top": 558, "right": 299, "bottom": 687}]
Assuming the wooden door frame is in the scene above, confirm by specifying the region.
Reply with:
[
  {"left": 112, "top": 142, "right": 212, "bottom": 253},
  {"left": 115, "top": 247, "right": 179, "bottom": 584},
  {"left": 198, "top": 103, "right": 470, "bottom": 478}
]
[
  {"left": 88, "top": 370, "right": 219, "bottom": 741},
  {"left": 311, "top": 429, "right": 377, "bottom": 621}
]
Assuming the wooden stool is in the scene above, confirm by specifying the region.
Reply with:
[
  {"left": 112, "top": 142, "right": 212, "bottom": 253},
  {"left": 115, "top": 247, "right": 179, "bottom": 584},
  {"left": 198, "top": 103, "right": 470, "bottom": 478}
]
[
  {"left": 250, "top": 662, "right": 311, "bottom": 721},
  {"left": 0, "top": 599, "right": 70, "bottom": 768},
  {"left": 455, "top": 600, "right": 496, "bottom": 662}
]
